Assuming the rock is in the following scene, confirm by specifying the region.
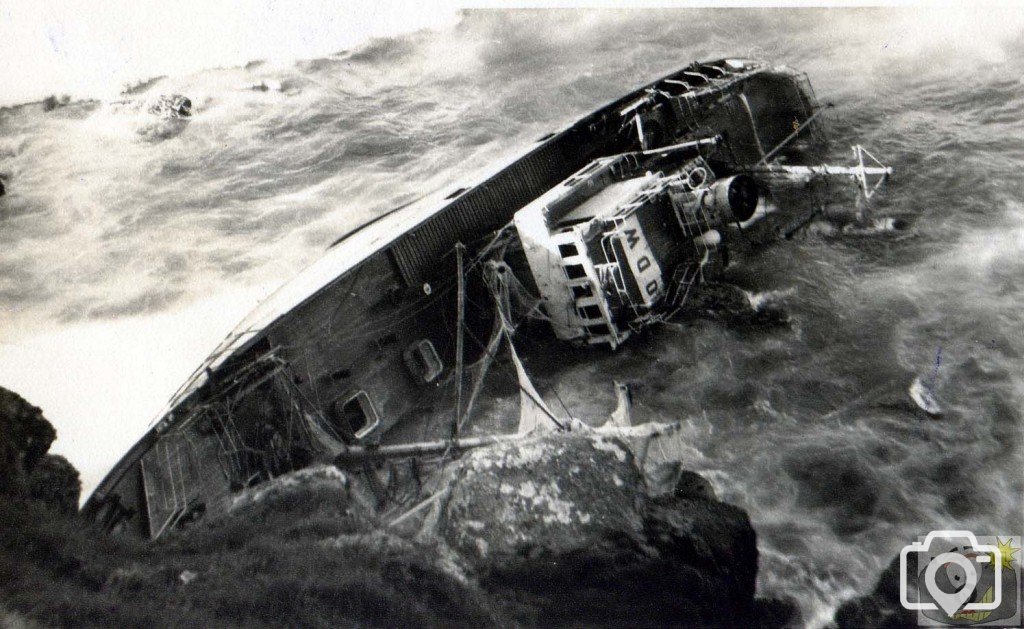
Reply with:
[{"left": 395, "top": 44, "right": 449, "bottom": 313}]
[
  {"left": 120, "top": 76, "right": 166, "bottom": 96},
  {"left": 434, "top": 433, "right": 760, "bottom": 626},
  {"left": 440, "top": 434, "right": 645, "bottom": 562},
  {"left": 147, "top": 94, "right": 192, "bottom": 118},
  {"left": 226, "top": 464, "right": 370, "bottom": 516},
  {"left": 674, "top": 469, "right": 718, "bottom": 501},
  {"left": 680, "top": 282, "right": 789, "bottom": 327},
  {"left": 229, "top": 464, "right": 346, "bottom": 508},
  {"left": 908, "top": 376, "right": 943, "bottom": 417},
  {"left": 216, "top": 463, "right": 379, "bottom": 539},
  {"left": 27, "top": 454, "right": 81, "bottom": 514},
  {"left": 0, "top": 388, "right": 78, "bottom": 514},
  {"left": 133, "top": 94, "right": 193, "bottom": 142},
  {"left": 104, "top": 563, "right": 175, "bottom": 593},
  {"left": 753, "top": 596, "right": 803, "bottom": 628},
  {"left": 41, "top": 95, "right": 70, "bottom": 112},
  {"left": 248, "top": 79, "right": 283, "bottom": 92},
  {"left": 0, "top": 178, "right": 6, "bottom": 196},
  {"left": 0, "top": 387, "right": 57, "bottom": 497},
  {"left": 105, "top": 94, "right": 194, "bottom": 141},
  {"left": 834, "top": 554, "right": 918, "bottom": 628},
  {"left": 646, "top": 462, "right": 718, "bottom": 500}
]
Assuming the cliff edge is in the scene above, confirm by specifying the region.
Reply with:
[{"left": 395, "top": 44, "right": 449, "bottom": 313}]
[{"left": 1, "top": 387, "right": 776, "bottom": 627}]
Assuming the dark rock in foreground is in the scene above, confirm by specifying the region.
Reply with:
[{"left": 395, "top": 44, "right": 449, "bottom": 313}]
[
  {"left": 434, "top": 432, "right": 760, "bottom": 627},
  {"left": 440, "top": 434, "right": 646, "bottom": 563},
  {"left": 0, "top": 386, "right": 57, "bottom": 497},
  {"left": 0, "top": 386, "right": 81, "bottom": 514},
  {"left": 0, "top": 382, "right": 768, "bottom": 627},
  {"left": 753, "top": 596, "right": 803, "bottom": 628},
  {"left": 834, "top": 554, "right": 917, "bottom": 628},
  {"left": 28, "top": 454, "right": 81, "bottom": 515}
]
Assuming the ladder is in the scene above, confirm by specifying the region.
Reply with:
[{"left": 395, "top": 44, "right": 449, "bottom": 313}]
[{"left": 665, "top": 263, "right": 701, "bottom": 311}]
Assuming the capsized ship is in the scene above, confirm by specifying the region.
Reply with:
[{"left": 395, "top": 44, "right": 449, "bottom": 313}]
[{"left": 83, "top": 59, "right": 891, "bottom": 539}]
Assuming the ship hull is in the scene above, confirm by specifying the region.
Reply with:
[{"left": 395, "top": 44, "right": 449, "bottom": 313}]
[{"left": 83, "top": 59, "right": 823, "bottom": 538}]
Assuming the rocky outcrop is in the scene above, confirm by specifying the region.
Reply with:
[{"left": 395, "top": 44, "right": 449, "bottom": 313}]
[
  {"left": 221, "top": 463, "right": 380, "bottom": 534},
  {"left": 0, "top": 403, "right": 767, "bottom": 627},
  {"left": 833, "top": 554, "right": 917, "bottom": 628},
  {"left": 147, "top": 95, "right": 192, "bottom": 119},
  {"left": 0, "top": 386, "right": 57, "bottom": 497},
  {"left": 227, "top": 464, "right": 354, "bottom": 513},
  {"left": 27, "top": 455, "right": 81, "bottom": 515},
  {"left": 2, "top": 466, "right": 506, "bottom": 629},
  {"left": 210, "top": 446, "right": 762, "bottom": 626},
  {"left": 431, "top": 432, "right": 760, "bottom": 627},
  {"left": 439, "top": 434, "right": 646, "bottom": 562},
  {"left": 753, "top": 596, "right": 803, "bottom": 628},
  {"left": 41, "top": 95, "right": 71, "bottom": 112},
  {"left": 0, "top": 386, "right": 81, "bottom": 515}
]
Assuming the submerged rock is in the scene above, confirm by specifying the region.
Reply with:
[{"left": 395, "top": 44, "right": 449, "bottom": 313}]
[
  {"left": 432, "top": 433, "right": 760, "bottom": 626},
  {"left": 105, "top": 93, "right": 194, "bottom": 141},
  {"left": 147, "top": 94, "right": 192, "bottom": 118},
  {"left": 248, "top": 79, "right": 283, "bottom": 92},
  {"left": 107, "top": 94, "right": 192, "bottom": 119},
  {"left": 120, "top": 76, "right": 166, "bottom": 96},
  {"left": 679, "top": 282, "right": 789, "bottom": 327},
  {"left": 41, "top": 94, "right": 71, "bottom": 112}
]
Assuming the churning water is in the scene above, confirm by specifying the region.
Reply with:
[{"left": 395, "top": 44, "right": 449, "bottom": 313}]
[{"left": 1, "top": 8, "right": 1022, "bottom": 626}]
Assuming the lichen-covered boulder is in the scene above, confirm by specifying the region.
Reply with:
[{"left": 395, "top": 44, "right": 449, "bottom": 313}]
[
  {"left": 441, "top": 434, "right": 645, "bottom": 563},
  {"left": 435, "top": 433, "right": 760, "bottom": 626}
]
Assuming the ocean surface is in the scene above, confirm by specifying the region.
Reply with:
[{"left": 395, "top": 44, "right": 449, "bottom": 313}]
[{"left": 1, "top": 8, "right": 1022, "bottom": 626}]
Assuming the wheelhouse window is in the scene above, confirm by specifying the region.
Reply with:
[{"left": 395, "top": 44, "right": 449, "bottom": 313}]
[{"left": 564, "top": 264, "right": 587, "bottom": 280}]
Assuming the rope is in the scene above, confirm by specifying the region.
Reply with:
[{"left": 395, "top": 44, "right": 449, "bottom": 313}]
[
  {"left": 548, "top": 381, "right": 575, "bottom": 424},
  {"left": 754, "top": 104, "right": 834, "bottom": 168}
]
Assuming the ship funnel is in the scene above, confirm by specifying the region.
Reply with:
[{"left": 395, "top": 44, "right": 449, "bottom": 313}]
[{"left": 707, "top": 174, "right": 759, "bottom": 223}]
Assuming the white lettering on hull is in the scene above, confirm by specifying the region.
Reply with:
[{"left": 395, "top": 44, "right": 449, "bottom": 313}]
[{"left": 618, "top": 216, "right": 663, "bottom": 307}]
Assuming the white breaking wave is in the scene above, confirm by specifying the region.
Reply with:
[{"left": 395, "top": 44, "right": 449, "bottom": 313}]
[{"left": 0, "top": 0, "right": 462, "bottom": 106}]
